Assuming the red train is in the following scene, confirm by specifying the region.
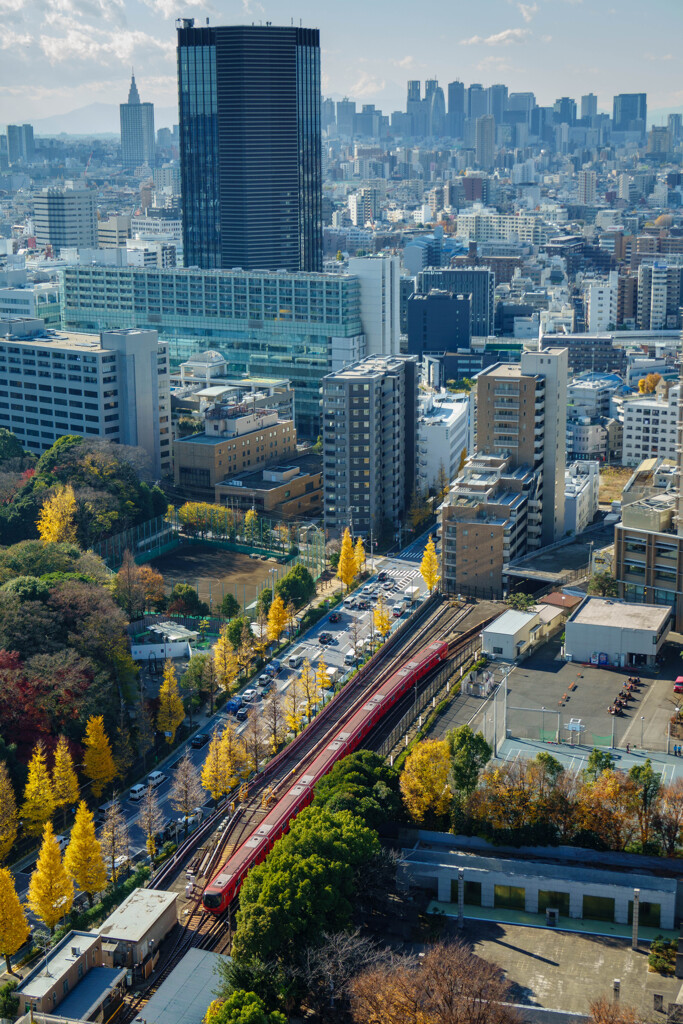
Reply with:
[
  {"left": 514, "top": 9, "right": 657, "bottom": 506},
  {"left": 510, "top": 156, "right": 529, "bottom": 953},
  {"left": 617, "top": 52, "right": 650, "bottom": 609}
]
[{"left": 203, "top": 639, "right": 448, "bottom": 913}]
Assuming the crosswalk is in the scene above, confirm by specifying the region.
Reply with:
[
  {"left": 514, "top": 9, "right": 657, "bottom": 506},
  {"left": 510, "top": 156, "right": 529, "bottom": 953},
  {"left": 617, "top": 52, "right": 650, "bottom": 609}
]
[
  {"left": 399, "top": 541, "right": 428, "bottom": 562},
  {"left": 383, "top": 566, "right": 420, "bottom": 580}
]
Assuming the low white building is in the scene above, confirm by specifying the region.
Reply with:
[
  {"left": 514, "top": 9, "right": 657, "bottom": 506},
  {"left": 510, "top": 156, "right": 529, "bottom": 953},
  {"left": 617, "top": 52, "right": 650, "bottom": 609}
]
[
  {"left": 564, "top": 597, "right": 671, "bottom": 667},
  {"left": 481, "top": 605, "right": 563, "bottom": 661},
  {"left": 417, "top": 390, "right": 469, "bottom": 494},
  {"left": 564, "top": 461, "right": 600, "bottom": 534},
  {"left": 621, "top": 383, "right": 679, "bottom": 467}
]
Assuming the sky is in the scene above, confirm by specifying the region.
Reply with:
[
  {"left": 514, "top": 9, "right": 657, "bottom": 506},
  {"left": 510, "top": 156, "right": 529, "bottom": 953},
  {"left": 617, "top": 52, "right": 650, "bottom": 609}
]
[{"left": 0, "top": 0, "right": 682, "bottom": 126}]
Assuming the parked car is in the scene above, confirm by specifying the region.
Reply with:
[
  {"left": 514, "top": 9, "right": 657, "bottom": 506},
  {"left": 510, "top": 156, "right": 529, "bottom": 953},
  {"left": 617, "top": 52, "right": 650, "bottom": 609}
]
[
  {"left": 242, "top": 688, "right": 257, "bottom": 702},
  {"left": 329, "top": 611, "right": 341, "bottom": 623},
  {"left": 147, "top": 771, "right": 166, "bottom": 790},
  {"left": 674, "top": 677, "right": 683, "bottom": 694},
  {"left": 129, "top": 784, "right": 146, "bottom": 802},
  {"left": 377, "top": 571, "right": 388, "bottom": 581},
  {"left": 191, "top": 732, "right": 210, "bottom": 749},
  {"left": 319, "top": 632, "right": 333, "bottom": 645},
  {"left": 177, "top": 807, "right": 203, "bottom": 829},
  {"left": 223, "top": 697, "right": 243, "bottom": 715},
  {"left": 236, "top": 707, "right": 249, "bottom": 721}
]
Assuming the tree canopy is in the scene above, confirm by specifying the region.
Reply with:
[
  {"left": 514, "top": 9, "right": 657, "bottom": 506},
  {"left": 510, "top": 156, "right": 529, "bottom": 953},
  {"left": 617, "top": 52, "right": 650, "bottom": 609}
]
[{"left": 312, "top": 750, "right": 402, "bottom": 830}]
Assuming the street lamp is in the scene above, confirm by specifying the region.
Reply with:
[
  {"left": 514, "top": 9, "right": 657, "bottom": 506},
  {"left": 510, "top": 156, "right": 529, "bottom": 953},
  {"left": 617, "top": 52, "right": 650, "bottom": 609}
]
[{"left": 640, "top": 715, "right": 645, "bottom": 750}]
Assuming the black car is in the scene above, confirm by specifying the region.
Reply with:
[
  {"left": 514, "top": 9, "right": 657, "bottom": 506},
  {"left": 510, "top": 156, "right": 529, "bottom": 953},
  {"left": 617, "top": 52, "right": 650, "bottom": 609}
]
[
  {"left": 357, "top": 600, "right": 369, "bottom": 610},
  {"left": 319, "top": 632, "right": 333, "bottom": 645},
  {"left": 191, "top": 732, "right": 210, "bottom": 749},
  {"left": 329, "top": 611, "right": 341, "bottom": 623},
  {"left": 377, "top": 571, "right": 388, "bottom": 581}
]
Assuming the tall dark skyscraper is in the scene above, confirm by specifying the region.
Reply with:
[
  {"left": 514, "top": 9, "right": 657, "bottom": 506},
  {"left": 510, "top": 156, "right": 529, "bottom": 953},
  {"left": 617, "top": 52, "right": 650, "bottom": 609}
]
[
  {"left": 120, "top": 73, "right": 155, "bottom": 170},
  {"left": 613, "top": 93, "right": 647, "bottom": 133},
  {"left": 177, "top": 21, "right": 322, "bottom": 272}
]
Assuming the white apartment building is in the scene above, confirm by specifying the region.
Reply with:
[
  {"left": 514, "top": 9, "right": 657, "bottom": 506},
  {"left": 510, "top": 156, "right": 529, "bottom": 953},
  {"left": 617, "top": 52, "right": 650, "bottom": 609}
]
[
  {"left": 130, "top": 213, "right": 183, "bottom": 265},
  {"left": 416, "top": 391, "right": 469, "bottom": 494},
  {"left": 347, "top": 254, "right": 400, "bottom": 357},
  {"left": 0, "top": 268, "right": 60, "bottom": 327},
  {"left": 577, "top": 169, "right": 597, "bottom": 205},
  {"left": 0, "top": 317, "right": 171, "bottom": 476},
  {"left": 33, "top": 187, "right": 97, "bottom": 251},
  {"left": 584, "top": 271, "right": 617, "bottom": 332},
  {"left": 455, "top": 209, "right": 546, "bottom": 245},
  {"left": 637, "top": 261, "right": 683, "bottom": 330},
  {"left": 622, "top": 384, "right": 679, "bottom": 467},
  {"left": 565, "top": 461, "right": 600, "bottom": 534}
]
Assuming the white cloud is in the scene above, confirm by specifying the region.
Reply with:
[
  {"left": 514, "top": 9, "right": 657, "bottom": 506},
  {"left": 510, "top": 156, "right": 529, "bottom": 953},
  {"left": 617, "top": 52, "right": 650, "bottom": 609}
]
[
  {"left": 461, "top": 28, "right": 530, "bottom": 46},
  {"left": 348, "top": 71, "right": 386, "bottom": 98},
  {"left": 517, "top": 2, "right": 538, "bottom": 22},
  {"left": 141, "top": 0, "right": 206, "bottom": 16},
  {"left": 39, "top": 26, "right": 174, "bottom": 65},
  {"left": 393, "top": 55, "right": 415, "bottom": 69},
  {"left": 645, "top": 52, "right": 673, "bottom": 61},
  {"left": 0, "top": 27, "right": 32, "bottom": 47}
]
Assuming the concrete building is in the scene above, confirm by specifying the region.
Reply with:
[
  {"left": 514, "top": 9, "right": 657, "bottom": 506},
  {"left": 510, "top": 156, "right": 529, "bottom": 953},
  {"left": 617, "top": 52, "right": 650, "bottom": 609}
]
[
  {"left": 543, "top": 332, "right": 625, "bottom": 376},
  {"left": 120, "top": 72, "right": 155, "bottom": 170},
  {"left": 135, "top": 949, "right": 231, "bottom": 1024},
  {"left": 564, "top": 596, "right": 671, "bottom": 668},
  {"left": 406, "top": 289, "right": 471, "bottom": 358},
  {"left": 454, "top": 210, "right": 546, "bottom": 246},
  {"left": 98, "top": 887, "right": 177, "bottom": 967},
  {"left": 577, "top": 169, "right": 597, "bottom": 205},
  {"left": 0, "top": 268, "right": 60, "bottom": 327},
  {"left": 622, "top": 383, "right": 679, "bottom": 467},
  {"left": 418, "top": 266, "right": 495, "bottom": 337},
  {"left": 584, "top": 272, "right": 617, "bottom": 332},
  {"left": 15, "top": 931, "right": 125, "bottom": 1019},
  {"left": 33, "top": 187, "right": 97, "bottom": 252},
  {"left": 322, "top": 354, "right": 418, "bottom": 538},
  {"left": 347, "top": 254, "right": 400, "bottom": 357},
  {"left": 214, "top": 452, "right": 322, "bottom": 518},
  {"left": 416, "top": 391, "right": 469, "bottom": 494},
  {"left": 481, "top": 604, "right": 563, "bottom": 661},
  {"left": 60, "top": 265, "right": 365, "bottom": 438},
  {"left": 98, "top": 216, "right": 132, "bottom": 248},
  {"left": 0, "top": 318, "right": 171, "bottom": 476},
  {"left": 173, "top": 403, "right": 296, "bottom": 499},
  {"left": 400, "top": 834, "right": 675, "bottom": 930},
  {"left": 439, "top": 345, "right": 568, "bottom": 597},
  {"left": 637, "top": 261, "right": 683, "bottom": 330},
  {"left": 564, "top": 460, "right": 600, "bottom": 534},
  {"left": 475, "top": 114, "right": 495, "bottom": 168}
]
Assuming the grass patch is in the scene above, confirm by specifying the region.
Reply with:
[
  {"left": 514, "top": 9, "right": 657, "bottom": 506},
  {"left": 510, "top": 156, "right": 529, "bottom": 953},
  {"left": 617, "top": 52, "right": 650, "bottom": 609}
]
[{"left": 599, "top": 465, "right": 631, "bottom": 504}]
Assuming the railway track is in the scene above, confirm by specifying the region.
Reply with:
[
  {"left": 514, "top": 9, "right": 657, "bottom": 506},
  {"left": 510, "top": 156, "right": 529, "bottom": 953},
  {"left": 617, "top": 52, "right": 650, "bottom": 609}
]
[{"left": 121, "top": 599, "right": 462, "bottom": 1020}]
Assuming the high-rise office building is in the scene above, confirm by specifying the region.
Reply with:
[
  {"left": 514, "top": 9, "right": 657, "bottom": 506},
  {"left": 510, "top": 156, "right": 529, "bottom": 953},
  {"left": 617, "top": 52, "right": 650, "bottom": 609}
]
[
  {"left": 553, "top": 96, "right": 577, "bottom": 125},
  {"left": 177, "top": 20, "right": 322, "bottom": 273},
  {"left": 447, "top": 80, "right": 465, "bottom": 137},
  {"left": 581, "top": 93, "right": 598, "bottom": 120},
  {"left": 347, "top": 254, "right": 401, "bottom": 357},
  {"left": 120, "top": 73, "right": 155, "bottom": 170},
  {"left": 486, "top": 84, "right": 508, "bottom": 125},
  {"left": 613, "top": 93, "right": 647, "bottom": 133},
  {"left": 418, "top": 267, "right": 495, "bottom": 337},
  {"left": 6, "top": 124, "right": 34, "bottom": 165},
  {"left": 33, "top": 187, "right": 97, "bottom": 251},
  {"left": 322, "top": 355, "right": 418, "bottom": 537},
  {"left": 475, "top": 114, "right": 495, "bottom": 168},
  {"left": 336, "top": 97, "right": 356, "bottom": 136},
  {"left": 577, "top": 169, "right": 597, "bottom": 205}
]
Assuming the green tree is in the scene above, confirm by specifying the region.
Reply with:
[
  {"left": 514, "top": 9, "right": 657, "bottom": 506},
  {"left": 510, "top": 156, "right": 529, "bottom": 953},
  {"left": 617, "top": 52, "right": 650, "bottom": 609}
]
[
  {"left": 226, "top": 615, "right": 251, "bottom": 649},
  {"left": 167, "top": 582, "right": 210, "bottom": 616},
  {"left": 220, "top": 593, "right": 241, "bottom": 619},
  {"left": 588, "top": 572, "right": 618, "bottom": 598},
  {"left": 274, "top": 564, "right": 316, "bottom": 608},
  {"left": 232, "top": 807, "right": 379, "bottom": 965},
  {"left": 204, "top": 991, "right": 286, "bottom": 1024},
  {"left": 446, "top": 725, "right": 492, "bottom": 797},
  {"left": 585, "top": 748, "right": 616, "bottom": 782},
  {"left": 313, "top": 750, "right": 402, "bottom": 829},
  {"left": 505, "top": 592, "right": 536, "bottom": 611},
  {"left": 629, "top": 758, "right": 662, "bottom": 846}
]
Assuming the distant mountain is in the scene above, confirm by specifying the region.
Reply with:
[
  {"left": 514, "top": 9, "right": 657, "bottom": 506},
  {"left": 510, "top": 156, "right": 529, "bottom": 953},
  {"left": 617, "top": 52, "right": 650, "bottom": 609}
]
[{"left": 29, "top": 103, "right": 178, "bottom": 137}]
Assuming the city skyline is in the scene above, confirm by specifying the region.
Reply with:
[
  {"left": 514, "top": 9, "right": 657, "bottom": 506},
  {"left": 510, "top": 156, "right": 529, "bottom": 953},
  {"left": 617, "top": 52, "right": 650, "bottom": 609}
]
[{"left": 1, "top": 0, "right": 682, "bottom": 126}]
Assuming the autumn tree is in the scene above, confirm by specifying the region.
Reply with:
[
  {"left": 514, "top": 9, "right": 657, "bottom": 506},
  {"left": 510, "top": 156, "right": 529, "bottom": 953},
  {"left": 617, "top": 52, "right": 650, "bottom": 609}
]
[
  {"left": 201, "top": 729, "right": 229, "bottom": 801},
  {"left": 51, "top": 736, "right": 79, "bottom": 829},
  {"left": 374, "top": 596, "right": 392, "bottom": 641},
  {"left": 27, "top": 823, "right": 74, "bottom": 932},
  {"left": 629, "top": 758, "right": 661, "bottom": 846},
  {"left": 157, "top": 660, "right": 185, "bottom": 744},
  {"left": 244, "top": 508, "right": 258, "bottom": 543},
  {"left": 436, "top": 461, "right": 450, "bottom": 501},
  {"left": 113, "top": 550, "right": 164, "bottom": 618},
  {"left": 36, "top": 484, "right": 77, "bottom": 544},
  {"left": 285, "top": 676, "right": 304, "bottom": 736},
  {"left": 638, "top": 373, "right": 661, "bottom": 395},
  {"left": 316, "top": 657, "right": 330, "bottom": 705},
  {"left": 400, "top": 739, "right": 452, "bottom": 824},
  {"left": 100, "top": 799, "right": 130, "bottom": 881},
  {"left": 353, "top": 536, "right": 366, "bottom": 577},
  {"left": 349, "top": 939, "right": 518, "bottom": 1024},
  {"left": 219, "top": 721, "right": 246, "bottom": 787},
  {"left": 653, "top": 778, "right": 683, "bottom": 855},
  {"left": 0, "top": 868, "right": 29, "bottom": 974},
  {"left": 238, "top": 620, "right": 254, "bottom": 680},
  {"left": 409, "top": 486, "right": 430, "bottom": 530},
  {"left": 213, "top": 626, "right": 239, "bottom": 694},
  {"left": 577, "top": 769, "right": 639, "bottom": 850},
  {"left": 21, "top": 740, "right": 55, "bottom": 836},
  {"left": 82, "top": 715, "right": 117, "bottom": 798},
  {"left": 336, "top": 527, "right": 357, "bottom": 592},
  {"left": 201, "top": 655, "right": 220, "bottom": 716},
  {"left": 588, "top": 996, "right": 639, "bottom": 1024},
  {"left": 420, "top": 536, "right": 440, "bottom": 593},
  {"left": 170, "top": 750, "right": 203, "bottom": 834},
  {"left": 63, "top": 801, "right": 106, "bottom": 907},
  {"left": 138, "top": 786, "right": 164, "bottom": 859},
  {"left": 265, "top": 593, "right": 287, "bottom": 647},
  {"left": 0, "top": 763, "right": 18, "bottom": 863},
  {"left": 262, "top": 688, "right": 286, "bottom": 754},
  {"left": 242, "top": 710, "right": 266, "bottom": 773}
]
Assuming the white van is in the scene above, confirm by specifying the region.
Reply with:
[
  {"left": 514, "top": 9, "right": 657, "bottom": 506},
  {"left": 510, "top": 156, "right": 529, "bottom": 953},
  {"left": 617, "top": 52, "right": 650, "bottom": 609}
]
[
  {"left": 344, "top": 649, "right": 356, "bottom": 665},
  {"left": 129, "top": 784, "right": 146, "bottom": 802},
  {"left": 288, "top": 652, "right": 304, "bottom": 669},
  {"left": 147, "top": 771, "right": 166, "bottom": 790}
]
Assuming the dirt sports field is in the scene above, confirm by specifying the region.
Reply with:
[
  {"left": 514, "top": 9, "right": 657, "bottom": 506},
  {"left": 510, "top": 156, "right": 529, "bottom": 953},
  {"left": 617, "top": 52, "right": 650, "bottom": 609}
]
[{"left": 150, "top": 543, "right": 276, "bottom": 608}]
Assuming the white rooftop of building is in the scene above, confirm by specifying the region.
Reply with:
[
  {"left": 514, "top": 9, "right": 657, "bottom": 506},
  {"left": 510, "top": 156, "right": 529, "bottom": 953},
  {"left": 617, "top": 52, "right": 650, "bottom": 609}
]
[
  {"left": 570, "top": 598, "right": 671, "bottom": 631},
  {"left": 98, "top": 888, "right": 177, "bottom": 944},
  {"left": 483, "top": 609, "right": 538, "bottom": 635},
  {"left": 17, "top": 932, "right": 100, "bottom": 1000}
]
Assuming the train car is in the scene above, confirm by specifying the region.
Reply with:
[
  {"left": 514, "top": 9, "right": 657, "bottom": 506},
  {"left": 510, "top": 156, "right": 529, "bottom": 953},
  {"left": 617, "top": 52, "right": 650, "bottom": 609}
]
[{"left": 202, "top": 639, "right": 448, "bottom": 914}]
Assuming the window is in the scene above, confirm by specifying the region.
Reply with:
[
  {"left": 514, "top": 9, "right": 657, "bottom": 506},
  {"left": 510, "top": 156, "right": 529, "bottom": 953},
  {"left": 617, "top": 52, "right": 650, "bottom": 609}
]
[
  {"left": 494, "top": 885, "right": 525, "bottom": 910},
  {"left": 538, "top": 890, "right": 570, "bottom": 916}
]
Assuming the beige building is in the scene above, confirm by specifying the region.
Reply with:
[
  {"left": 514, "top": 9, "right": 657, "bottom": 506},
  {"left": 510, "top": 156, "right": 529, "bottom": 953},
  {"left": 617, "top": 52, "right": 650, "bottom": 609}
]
[
  {"left": 16, "top": 931, "right": 125, "bottom": 1019},
  {"left": 174, "top": 402, "right": 296, "bottom": 498},
  {"left": 215, "top": 452, "right": 322, "bottom": 518},
  {"left": 98, "top": 887, "right": 177, "bottom": 968},
  {"left": 439, "top": 345, "right": 568, "bottom": 597}
]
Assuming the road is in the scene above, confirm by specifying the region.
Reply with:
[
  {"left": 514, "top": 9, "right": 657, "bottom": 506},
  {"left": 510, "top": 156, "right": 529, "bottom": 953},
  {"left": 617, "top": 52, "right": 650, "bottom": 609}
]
[
  {"left": 14, "top": 555, "right": 428, "bottom": 918},
  {"left": 398, "top": 526, "right": 434, "bottom": 563}
]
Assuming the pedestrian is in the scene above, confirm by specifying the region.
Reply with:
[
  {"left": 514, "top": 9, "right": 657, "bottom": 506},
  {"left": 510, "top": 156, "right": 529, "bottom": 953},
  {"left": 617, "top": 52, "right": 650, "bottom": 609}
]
[{"left": 626, "top": 743, "right": 630, "bottom": 754}]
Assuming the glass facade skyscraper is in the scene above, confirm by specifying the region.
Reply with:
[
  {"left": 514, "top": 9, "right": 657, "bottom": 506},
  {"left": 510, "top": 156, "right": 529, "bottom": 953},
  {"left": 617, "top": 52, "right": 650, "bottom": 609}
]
[{"left": 177, "top": 21, "right": 322, "bottom": 273}]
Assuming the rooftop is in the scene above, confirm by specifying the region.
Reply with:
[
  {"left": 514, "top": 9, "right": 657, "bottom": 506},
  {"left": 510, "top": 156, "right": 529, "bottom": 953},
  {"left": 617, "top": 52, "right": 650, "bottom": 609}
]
[
  {"left": 98, "top": 887, "right": 177, "bottom": 944},
  {"left": 217, "top": 451, "right": 322, "bottom": 491},
  {"left": 484, "top": 609, "right": 538, "bottom": 635},
  {"left": 17, "top": 932, "right": 100, "bottom": 999},
  {"left": 569, "top": 597, "right": 671, "bottom": 631},
  {"left": 53, "top": 967, "right": 125, "bottom": 1022},
  {"left": 140, "top": 949, "right": 230, "bottom": 1024}
]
